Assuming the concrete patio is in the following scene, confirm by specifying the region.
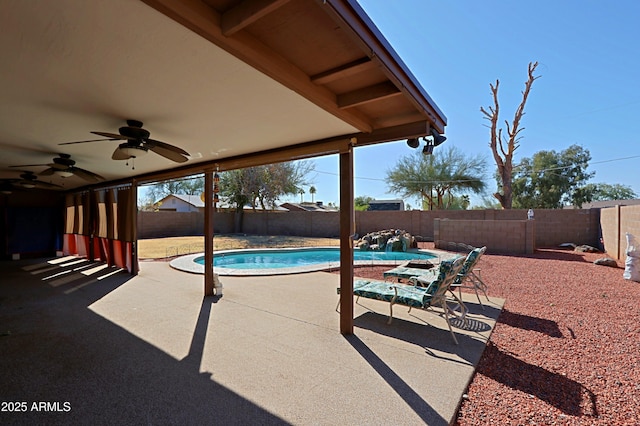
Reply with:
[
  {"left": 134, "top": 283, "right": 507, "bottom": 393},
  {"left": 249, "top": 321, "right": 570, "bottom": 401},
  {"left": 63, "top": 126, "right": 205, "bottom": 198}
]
[{"left": 1, "top": 257, "right": 503, "bottom": 425}]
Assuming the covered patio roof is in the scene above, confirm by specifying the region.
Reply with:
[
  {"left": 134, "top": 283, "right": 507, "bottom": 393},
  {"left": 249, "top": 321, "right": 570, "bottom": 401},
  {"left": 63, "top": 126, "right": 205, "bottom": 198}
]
[
  {"left": 0, "top": 0, "right": 446, "bottom": 189},
  {"left": 1, "top": 0, "right": 448, "bottom": 336}
]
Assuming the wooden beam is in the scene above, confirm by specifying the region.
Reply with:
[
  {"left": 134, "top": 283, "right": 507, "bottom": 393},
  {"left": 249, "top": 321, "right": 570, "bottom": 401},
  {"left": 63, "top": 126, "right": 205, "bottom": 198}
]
[
  {"left": 339, "top": 147, "right": 354, "bottom": 335},
  {"left": 75, "top": 122, "right": 429, "bottom": 193},
  {"left": 310, "top": 57, "right": 377, "bottom": 85},
  {"left": 204, "top": 171, "right": 214, "bottom": 296},
  {"left": 337, "top": 81, "right": 401, "bottom": 109},
  {"left": 353, "top": 120, "right": 430, "bottom": 147},
  {"left": 222, "top": 0, "right": 291, "bottom": 37},
  {"left": 142, "top": 0, "right": 373, "bottom": 132},
  {"left": 132, "top": 134, "right": 354, "bottom": 185}
]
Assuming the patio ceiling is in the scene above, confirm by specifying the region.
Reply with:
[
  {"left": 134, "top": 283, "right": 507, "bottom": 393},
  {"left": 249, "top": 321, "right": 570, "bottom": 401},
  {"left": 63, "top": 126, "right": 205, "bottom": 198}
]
[{"left": 0, "top": 0, "right": 446, "bottom": 191}]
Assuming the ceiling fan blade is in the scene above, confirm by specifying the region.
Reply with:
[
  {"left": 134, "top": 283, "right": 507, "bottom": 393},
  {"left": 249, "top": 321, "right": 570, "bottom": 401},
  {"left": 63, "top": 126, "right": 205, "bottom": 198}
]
[
  {"left": 112, "top": 147, "right": 132, "bottom": 160},
  {"left": 39, "top": 168, "right": 56, "bottom": 176},
  {"left": 72, "top": 167, "right": 104, "bottom": 182},
  {"left": 49, "top": 162, "right": 69, "bottom": 170},
  {"left": 148, "top": 145, "right": 189, "bottom": 163},
  {"left": 9, "top": 163, "right": 48, "bottom": 168},
  {"left": 59, "top": 137, "right": 117, "bottom": 145},
  {"left": 91, "top": 131, "right": 138, "bottom": 141},
  {"left": 146, "top": 139, "right": 190, "bottom": 156},
  {"left": 32, "top": 180, "right": 62, "bottom": 189}
]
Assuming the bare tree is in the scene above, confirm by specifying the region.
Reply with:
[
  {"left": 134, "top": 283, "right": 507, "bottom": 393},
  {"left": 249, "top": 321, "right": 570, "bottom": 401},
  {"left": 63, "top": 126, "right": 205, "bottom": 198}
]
[{"left": 481, "top": 61, "right": 540, "bottom": 209}]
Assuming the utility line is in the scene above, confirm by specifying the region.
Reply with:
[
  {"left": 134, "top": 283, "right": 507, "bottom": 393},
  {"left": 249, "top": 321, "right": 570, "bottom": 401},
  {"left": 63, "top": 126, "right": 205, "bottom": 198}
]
[{"left": 139, "top": 153, "right": 640, "bottom": 188}]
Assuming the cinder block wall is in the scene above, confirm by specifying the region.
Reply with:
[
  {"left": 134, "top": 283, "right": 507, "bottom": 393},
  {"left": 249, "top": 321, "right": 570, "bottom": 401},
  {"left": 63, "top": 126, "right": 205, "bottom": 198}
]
[
  {"left": 601, "top": 205, "right": 640, "bottom": 260},
  {"left": 354, "top": 209, "right": 598, "bottom": 248},
  {"left": 137, "top": 211, "right": 203, "bottom": 238},
  {"left": 600, "top": 206, "right": 620, "bottom": 259},
  {"left": 138, "top": 208, "right": 601, "bottom": 251},
  {"left": 434, "top": 219, "right": 535, "bottom": 254}
]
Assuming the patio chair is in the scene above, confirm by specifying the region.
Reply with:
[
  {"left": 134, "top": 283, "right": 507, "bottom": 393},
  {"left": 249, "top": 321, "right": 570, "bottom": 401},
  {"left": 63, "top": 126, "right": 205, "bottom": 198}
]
[
  {"left": 450, "top": 246, "right": 489, "bottom": 309},
  {"left": 382, "top": 258, "right": 438, "bottom": 282},
  {"left": 406, "top": 246, "right": 489, "bottom": 310},
  {"left": 350, "top": 256, "right": 466, "bottom": 344}
]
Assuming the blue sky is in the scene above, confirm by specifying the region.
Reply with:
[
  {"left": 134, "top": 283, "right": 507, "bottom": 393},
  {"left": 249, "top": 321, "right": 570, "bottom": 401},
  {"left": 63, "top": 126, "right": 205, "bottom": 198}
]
[{"left": 283, "top": 0, "right": 640, "bottom": 208}]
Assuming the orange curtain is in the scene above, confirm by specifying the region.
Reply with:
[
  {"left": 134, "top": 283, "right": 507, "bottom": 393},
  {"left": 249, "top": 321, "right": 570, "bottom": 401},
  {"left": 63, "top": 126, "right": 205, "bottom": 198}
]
[{"left": 62, "top": 183, "right": 137, "bottom": 274}]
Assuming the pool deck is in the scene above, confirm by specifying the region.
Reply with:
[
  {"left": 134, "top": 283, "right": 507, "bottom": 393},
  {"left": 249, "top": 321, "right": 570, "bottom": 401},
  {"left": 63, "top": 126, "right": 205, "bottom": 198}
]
[
  {"left": 170, "top": 247, "right": 457, "bottom": 275},
  {"left": 2, "top": 257, "right": 503, "bottom": 425}
]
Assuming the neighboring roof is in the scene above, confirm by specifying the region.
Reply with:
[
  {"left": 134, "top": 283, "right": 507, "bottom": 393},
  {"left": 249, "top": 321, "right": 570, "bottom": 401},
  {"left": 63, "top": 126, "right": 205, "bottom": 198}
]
[
  {"left": 368, "top": 199, "right": 405, "bottom": 211},
  {"left": 158, "top": 194, "right": 288, "bottom": 211},
  {"left": 280, "top": 202, "right": 336, "bottom": 212},
  {"left": 0, "top": 0, "right": 446, "bottom": 192},
  {"left": 565, "top": 199, "right": 640, "bottom": 209},
  {"left": 369, "top": 199, "right": 404, "bottom": 204},
  {"left": 157, "top": 194, "right": 204, "bottom": 208}
]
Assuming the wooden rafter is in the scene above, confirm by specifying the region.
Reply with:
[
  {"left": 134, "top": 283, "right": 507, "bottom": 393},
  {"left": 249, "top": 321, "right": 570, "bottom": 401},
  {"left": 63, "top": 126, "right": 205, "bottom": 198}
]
[
  {"left": 221, "top": 0, "right": 292, "bottom": 37},
  {"left": 337, "top": 81, "right": 401, "bottom": 109},
  {"left": 310, "top": 57, "right": 377, "bottom": 85}
]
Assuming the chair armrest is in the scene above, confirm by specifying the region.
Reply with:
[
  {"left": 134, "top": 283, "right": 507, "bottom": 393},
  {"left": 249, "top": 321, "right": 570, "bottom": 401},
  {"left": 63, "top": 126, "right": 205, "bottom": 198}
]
[{"left": 408, "top": 276, "right": 436, "bottom": 293}]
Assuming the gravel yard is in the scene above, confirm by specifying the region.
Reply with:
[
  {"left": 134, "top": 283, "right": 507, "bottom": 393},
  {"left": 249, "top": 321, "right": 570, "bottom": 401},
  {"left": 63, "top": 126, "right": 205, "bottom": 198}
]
[{"left": 349, "top": 243, "right": 640, "bottom": 425}]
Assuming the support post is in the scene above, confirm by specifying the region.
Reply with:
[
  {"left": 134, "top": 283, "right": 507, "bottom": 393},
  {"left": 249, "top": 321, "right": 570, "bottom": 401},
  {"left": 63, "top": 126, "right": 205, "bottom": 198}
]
[
  {"left": 339, "top": 147, "right": 354, "bottom": 335},
  {"left": 204, "top": 170, "right": 215, "bottom": 296},
  {"left": 130, "top": 180, "right": 139, "bottom": 275}
]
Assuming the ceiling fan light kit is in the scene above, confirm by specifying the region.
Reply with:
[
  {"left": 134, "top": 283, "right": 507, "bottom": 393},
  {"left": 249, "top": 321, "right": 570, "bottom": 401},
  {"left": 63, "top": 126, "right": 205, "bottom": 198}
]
[
  {"left": 54, "top": 169, "right": 74, "bottom": 178},
  {"left": 117, "top": 143, "right": 149, "bottom": 159}
]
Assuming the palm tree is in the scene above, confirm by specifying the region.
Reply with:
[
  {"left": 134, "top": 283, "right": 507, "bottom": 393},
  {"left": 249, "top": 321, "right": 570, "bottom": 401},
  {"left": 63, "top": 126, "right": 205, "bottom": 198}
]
[
  {"left": 299, "top": 188, "right": 305, "bottom": 203},
  {"left": 386, "top": 146, "right": 487, "bottom": 210},
  {"left": 309, "top": 185, "right": 317, "bottom": 203}
]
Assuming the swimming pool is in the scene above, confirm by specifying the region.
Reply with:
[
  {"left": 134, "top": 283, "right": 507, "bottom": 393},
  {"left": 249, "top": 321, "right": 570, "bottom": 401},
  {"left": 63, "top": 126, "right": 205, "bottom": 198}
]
[{"left": 169, "top": 247, "right": 439, "bottom": 276}]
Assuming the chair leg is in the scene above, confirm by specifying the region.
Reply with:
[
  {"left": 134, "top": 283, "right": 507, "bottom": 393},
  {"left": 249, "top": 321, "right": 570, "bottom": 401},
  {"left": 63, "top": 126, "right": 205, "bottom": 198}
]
[
  {"left": 472, "top": 271, "right": 491, "bottom": 302},
  {"left": 440, "top": 301, "right": 459, "bottom": 345},
  {"left": 474, "top": 287, "right": 484, "bottom": 309}
]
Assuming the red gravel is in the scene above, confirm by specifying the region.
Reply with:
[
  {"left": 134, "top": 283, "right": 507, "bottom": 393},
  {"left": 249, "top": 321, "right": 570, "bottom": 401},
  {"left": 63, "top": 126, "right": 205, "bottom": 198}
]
[{"left": 342, "top": 243, "right": 640, "bottom": 425}]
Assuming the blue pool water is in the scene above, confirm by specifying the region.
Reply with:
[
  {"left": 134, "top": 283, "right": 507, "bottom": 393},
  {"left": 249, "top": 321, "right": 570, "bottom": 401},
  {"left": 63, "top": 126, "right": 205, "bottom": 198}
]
[{"left": 194, "top": 247, "right": 436, "bottom": 270}]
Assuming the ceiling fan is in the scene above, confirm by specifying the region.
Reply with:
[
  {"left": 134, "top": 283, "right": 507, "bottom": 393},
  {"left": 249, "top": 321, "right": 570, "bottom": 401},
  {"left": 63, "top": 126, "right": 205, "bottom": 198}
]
[
  {"left": 11, "top": 154, "right": 104, "bottom": 182},
  {"left": 0, "top": 171, "right": 62, "bottom": 193},
  {"left": 59, "top": 119, "right": 190, "bottom": 163}
]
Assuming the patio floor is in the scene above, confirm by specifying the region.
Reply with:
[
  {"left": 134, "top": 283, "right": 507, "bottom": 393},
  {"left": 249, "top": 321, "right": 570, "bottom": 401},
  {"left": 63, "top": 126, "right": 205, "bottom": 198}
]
[{"left": 1, "top": 257, "right": 503, "bottom": 425}]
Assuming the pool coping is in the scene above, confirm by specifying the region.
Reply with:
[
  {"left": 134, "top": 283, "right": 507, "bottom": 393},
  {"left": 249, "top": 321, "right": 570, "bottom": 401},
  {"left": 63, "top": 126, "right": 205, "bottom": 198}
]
[{"left": 169, "top": 246, "right": 457, "bottom": 276}]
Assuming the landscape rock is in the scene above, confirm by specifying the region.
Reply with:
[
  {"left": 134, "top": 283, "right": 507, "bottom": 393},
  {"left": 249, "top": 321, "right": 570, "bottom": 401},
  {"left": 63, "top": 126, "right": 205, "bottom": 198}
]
[
  {"left": 354, "top": 229, "right": 414, "bottom": 252},
  {"left": 558, "top": 242, "right": 577, "bottom": 249},
  {"left": 575, "top": 244, "right": 600, "bottom": 253},
  {"left": 594, "top": 257, "right": 618, "bottom": 267}
]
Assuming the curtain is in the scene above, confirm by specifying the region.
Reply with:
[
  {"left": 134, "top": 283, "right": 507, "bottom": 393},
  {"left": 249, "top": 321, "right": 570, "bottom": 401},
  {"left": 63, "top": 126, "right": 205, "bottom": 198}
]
[{"left": 63, "top": 183, "right": 137, "bottom": 274}]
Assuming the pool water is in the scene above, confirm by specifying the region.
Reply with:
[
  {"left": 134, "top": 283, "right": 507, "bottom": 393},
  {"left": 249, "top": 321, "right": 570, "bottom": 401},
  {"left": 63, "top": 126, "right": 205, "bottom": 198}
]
[{"left": 194, "top": 247, "right": 436, "bottom": 270}]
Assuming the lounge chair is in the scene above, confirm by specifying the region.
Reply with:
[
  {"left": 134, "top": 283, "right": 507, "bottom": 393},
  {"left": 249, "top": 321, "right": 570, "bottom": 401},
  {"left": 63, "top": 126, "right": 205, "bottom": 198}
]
[
  {"left": 450, "top": 246, "right": 489, "bottom": 309},
  {"left": 394, "top": 246, "right": 489, "bottom": 310},
  {"left": 382, "top": 258, "right": 438, "bottom": 281},
  {"left": 350, "top": 256, "right": 466, "bottom": 344}
]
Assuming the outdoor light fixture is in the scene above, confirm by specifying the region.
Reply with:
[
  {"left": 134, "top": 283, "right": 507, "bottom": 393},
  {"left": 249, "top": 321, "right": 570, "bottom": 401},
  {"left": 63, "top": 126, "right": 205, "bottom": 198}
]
[
  {"left": 408, "top": 128, "right": 447, "bottom": 155},
  {"left": 54, "top": 169, "right": 74, "bottom": 178},
  {"left": 406, "top": 138, "right": 420, "bottom": 149},
  {"left": 430, "top": 128, "right": 447, "bottom": 146},
  {"left": 118, "top": 143, "right": 148, "bottom": 158},
  {"left": 422, "top": 141, "right": 435, "bottom": 155}
]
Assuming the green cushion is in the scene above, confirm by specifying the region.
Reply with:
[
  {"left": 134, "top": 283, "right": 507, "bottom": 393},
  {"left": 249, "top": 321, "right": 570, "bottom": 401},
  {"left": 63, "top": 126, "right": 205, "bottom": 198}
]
[
  {"left": 454, "top": 246, "right": 485, "bottom": 284},
  {"left": 353, "top": 280, "right": 425, "bottom": 308}
]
